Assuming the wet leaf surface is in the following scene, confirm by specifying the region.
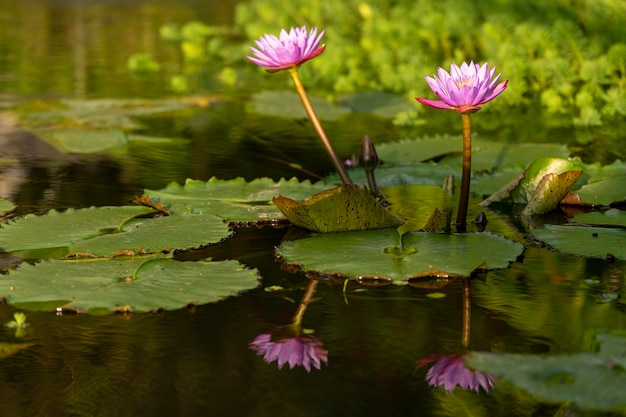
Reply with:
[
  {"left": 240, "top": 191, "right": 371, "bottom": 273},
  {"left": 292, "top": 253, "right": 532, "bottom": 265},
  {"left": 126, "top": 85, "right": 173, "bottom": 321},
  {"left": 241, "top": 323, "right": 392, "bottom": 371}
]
[
  {"left": 277, "top": 229, "right": 524, "bottom": 280},
  {"left": 0, "top": 257, "right": 259, "bottom": 314},
  {"left": 531, "top": 224, "right": 626, "bottom": 260},
  {"left": 272, "top": 184, "right": 404, "bottom": 232}
]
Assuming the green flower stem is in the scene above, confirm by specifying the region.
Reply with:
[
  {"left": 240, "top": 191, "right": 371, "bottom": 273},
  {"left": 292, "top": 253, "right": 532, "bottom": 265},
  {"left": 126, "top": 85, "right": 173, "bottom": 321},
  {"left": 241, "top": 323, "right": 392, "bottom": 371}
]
[
  {"left": 288, "top": 68, "right": 352, "bottom": 185},
  {"left": 456, "top": 113, "right": 472, "bottom": 230},
  {"left": 292, "top": 279, "right": 319, "bottom": 327},
  {"left": 462, "top": 278, "right": 471, "bottom": 349}
]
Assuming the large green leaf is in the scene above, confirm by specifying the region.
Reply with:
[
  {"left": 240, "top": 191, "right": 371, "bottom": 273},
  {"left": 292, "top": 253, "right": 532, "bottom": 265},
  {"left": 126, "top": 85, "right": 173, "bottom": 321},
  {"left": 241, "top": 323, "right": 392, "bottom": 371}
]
[
  {"left": 145, "top": 177, "right": 330, "bottom": 222},
  {"left": 69, "top": 211, "right": 230, "bottom": 256},
  {"left": 0, "top": 206, "right": 156, "bottom": 256},
  {"left": 337, "top": 91, "right": 414, "bottom": 118},
  {"left": 531, "top": 224, "right": 626, "bottom": 259},
  {"left": 277, "top": 229, "right": 524, "bottom": 281},
  {"left": 272, "top": 185, "right": 404, "bottom": 232},
  {"left": 0, "top": 257, "right": 259, "bottom": 314},
  {"left": 467, "top": 332, "right": 626, "bottom": 410},
  {"left": 0, "top": 206, "right": 232, "bottom": 259}
]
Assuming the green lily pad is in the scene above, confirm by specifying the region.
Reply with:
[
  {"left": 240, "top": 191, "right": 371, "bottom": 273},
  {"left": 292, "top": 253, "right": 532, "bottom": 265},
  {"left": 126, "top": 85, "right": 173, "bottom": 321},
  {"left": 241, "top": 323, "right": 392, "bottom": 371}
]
[
  {"left": 69, "top": 211, "right": 230, "bottom": 256},
  {"left": 273, "top": 184, "right": 404, "bottom": 232},
  {"left": 0, "top": 197, "right": 15, "bottom": 214},
  {"left": 531, "top": 224, "right": 626, "bottom": 259},
  {"left": 145, "top": 177, "right": 330, "bottom": 222},
  {"left": 0, "top": 257, "right": 259, "bottom": 314},
  {"left": 338, "top": 92, "right": 414, "bottom": 118},
  {"left": 572, "top": 209, "right": 626, "bottom": 227},
  {"left": 35, "top": 129, "right": 128, "bottom": 153},
  {"left": 277, "top": 229, "right": 524, "bottom": 280},
  {"left": 250, "top": 90, "right": 350, "bottom": 120},
  {"left": 573, "top": 160, "right": 626, "bottom": 206},
  {"left": 0, "top": 206, "right": 157, "bottom": 258},
  {"left": 467, "top": 332, "right": 626, "bottom": 410},
  {"left": 377, "top": 136, "right": 570, "bottom": 171}
]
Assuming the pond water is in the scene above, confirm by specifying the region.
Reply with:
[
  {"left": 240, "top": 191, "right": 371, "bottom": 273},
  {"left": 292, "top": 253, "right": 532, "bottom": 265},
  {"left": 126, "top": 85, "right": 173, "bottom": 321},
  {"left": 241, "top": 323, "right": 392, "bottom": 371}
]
[{"left": 1, "top": 1, "right": 626, "bottom": 416}]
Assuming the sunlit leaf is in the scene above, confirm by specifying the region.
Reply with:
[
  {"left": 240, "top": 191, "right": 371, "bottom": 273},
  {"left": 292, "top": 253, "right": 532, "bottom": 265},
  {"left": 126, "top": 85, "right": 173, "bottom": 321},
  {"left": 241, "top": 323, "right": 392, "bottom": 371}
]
[
  {"left": 35, "top": 129, "right": 128, "bottom": 154},
  {"left": 0, "top": 257, "right": 259, "bottom": 314},
  {"left": 277, "top": 229, "right": 524, "bottom": 280},
  {"left": 273, "top": 184, "right": 404, "bottom": 232},
  {"left": 481, "top": 157, "right": 583, "bottom": 207},
  {"left": 521, "top": 170, "right": 582, "bottom": 216}
]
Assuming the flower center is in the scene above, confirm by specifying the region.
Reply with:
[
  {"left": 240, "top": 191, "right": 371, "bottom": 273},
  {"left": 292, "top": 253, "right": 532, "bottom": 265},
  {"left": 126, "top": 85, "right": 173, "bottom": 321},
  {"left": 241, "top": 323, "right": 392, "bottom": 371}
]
[{"left": 454, "top": 77, "right": 474, "bottom": 88}]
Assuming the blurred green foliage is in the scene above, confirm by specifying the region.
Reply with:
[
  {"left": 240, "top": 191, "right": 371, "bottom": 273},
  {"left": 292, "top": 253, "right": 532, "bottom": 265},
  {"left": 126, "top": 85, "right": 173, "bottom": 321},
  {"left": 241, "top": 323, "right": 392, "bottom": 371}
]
[
  {"left": 234, "top": 0, "right": 626, "bottom": 127},
  {"left": 162, "top": 0, "right": 626, "bottom": 128}
]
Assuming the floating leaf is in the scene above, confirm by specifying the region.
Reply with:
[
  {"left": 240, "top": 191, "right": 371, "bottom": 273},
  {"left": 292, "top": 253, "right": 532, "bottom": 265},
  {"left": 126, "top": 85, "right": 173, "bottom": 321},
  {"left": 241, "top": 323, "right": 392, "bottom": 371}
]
[
  {"left": 272, "top": 185, "right": 404, "bottom": 232},
  {"left": 277, "top": 229, "right": 524, "bottom": 280},
  {"left": 146, "top": 177, "right": 329, "bottom": 222},
  {"left": 572, "top": 160, "right": 626, "bottom": 206},
  {"left": 531, "top": 224, "right": 626, "bottom": 260},
  {"left": 68, "top": 211, "right": 230, "bottom": 257},
  {"left": 0, "top": 206, "right": 156, "bottom": 258},
  {"left": 337, "top": 92, "right": 414, "bottom": 118},
  {"left": 467, "top": 332, "right": 626, "bottom": 410},
  {"left": 572, "top": 209, "right": 626, "bottom": 227},
  {"left": 377, "top": 136, "right": 570, "bottom": 171},
  {"left": 0, "top": 257, "right": 259, "bottom": 314}
]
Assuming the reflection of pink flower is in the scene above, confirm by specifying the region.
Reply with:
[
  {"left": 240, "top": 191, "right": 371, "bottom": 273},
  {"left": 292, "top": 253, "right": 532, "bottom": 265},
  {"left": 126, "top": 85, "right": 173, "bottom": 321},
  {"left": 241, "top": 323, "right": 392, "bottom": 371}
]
[
  {"left": 417, "top": 354, "right": 496, "bottom": 393},
  {"left": 249, "top": 332, "right": 328, "bottom": 372},
  {"left": 416, "top": 61, "right": 507, "bottom": 114},
  {"left": 246, "top": 26, "right": 326, "bottom": 72}
]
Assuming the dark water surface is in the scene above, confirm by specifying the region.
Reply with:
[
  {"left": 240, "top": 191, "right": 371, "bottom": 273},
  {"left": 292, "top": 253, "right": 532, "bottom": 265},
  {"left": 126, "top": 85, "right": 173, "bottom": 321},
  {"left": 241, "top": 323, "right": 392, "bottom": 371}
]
[{"left": 1, "top": 1, "right": 626, "bottom": 417}]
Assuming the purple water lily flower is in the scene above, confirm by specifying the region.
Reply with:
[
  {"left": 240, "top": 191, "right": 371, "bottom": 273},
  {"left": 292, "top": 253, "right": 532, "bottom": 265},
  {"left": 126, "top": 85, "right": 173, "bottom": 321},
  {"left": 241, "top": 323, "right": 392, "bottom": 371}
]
[
  {"left": 416, "top": 61, "right": 508, "bottom": 113},
  {"left": 247, "top": 26, "right": 326, "bottom": 72},
  {"left": 417, "top": 354, "right": 497, "bottom": 393},
  {"left": 249, "top": 332, "right": 328, "bottom": 372}
]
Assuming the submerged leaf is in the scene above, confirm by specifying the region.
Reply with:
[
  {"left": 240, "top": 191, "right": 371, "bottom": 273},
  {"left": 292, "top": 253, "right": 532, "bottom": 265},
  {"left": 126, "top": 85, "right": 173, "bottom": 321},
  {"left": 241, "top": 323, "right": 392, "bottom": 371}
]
[{"left": 272, "top": 185, "right": 404, "bottom": 232}]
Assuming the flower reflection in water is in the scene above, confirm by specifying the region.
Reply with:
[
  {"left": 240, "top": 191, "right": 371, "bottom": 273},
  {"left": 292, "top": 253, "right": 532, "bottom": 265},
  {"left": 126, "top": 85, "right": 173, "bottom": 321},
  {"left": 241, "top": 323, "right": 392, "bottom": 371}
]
[
  {"left": 249, "top": 325, "right": 328, "bottom": 372},
  {"left": 418, "top": 278, "right": 497, "bottom": 393},
  {"left": 249, "top": 279, "right": 327, "bottom": 372},
  {"left": 417, "top": 353, "right": 496, "bottom": 393}
]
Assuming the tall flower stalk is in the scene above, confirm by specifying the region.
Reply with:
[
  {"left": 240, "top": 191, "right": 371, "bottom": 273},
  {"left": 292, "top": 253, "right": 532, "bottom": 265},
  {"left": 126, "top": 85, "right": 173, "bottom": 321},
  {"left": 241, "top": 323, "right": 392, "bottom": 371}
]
[
  {"left": 247, "top": 26, "right": 352, "bottom": 185},
  {"left": 417, "top": 61, "right": 507, "bottom": 231}
]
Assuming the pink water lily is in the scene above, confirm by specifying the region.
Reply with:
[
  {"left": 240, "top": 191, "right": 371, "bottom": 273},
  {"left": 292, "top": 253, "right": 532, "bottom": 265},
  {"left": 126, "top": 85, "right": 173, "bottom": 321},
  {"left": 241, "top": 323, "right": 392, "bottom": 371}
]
[
  {"left": 247, "top": 26, "right": 326, "bottom": 72},
  {"left": 416, "top": 61, "right": 508, "bottom": 114}
]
